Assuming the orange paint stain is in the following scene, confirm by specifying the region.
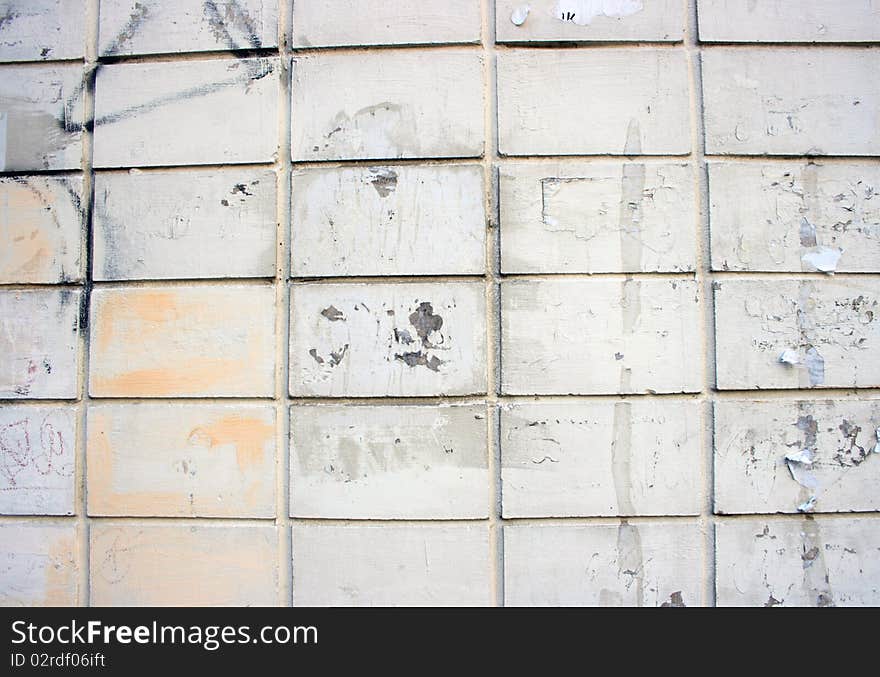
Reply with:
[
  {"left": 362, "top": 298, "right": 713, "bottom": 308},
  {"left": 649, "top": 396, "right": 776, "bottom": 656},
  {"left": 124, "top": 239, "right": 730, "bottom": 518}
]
[{"left": 188, "top": 414, "right": 274, "bottom": 472}]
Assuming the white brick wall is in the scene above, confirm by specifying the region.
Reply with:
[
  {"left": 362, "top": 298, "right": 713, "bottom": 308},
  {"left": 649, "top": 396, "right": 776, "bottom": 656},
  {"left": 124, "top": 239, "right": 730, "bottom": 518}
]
[{"left": 1, "top": 0, "right": 879, "bottom": 608}]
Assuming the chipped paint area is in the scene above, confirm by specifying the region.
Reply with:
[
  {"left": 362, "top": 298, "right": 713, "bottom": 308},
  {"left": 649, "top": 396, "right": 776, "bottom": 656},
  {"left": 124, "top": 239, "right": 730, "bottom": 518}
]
[
  {"left": 716, "top": 518, "right": 880, "bottom": 607},
  {"left": 553, "top": 0, "right": 643, "bottom": 26},
  {"left": 290, "top": 282, "right": 486, "bottom": 397},
  {"left": 0, "top": 522, "right": 77, "bottom": 606},
  {"left": 290, "top": 404, "right": 487, "bottom": 519}
]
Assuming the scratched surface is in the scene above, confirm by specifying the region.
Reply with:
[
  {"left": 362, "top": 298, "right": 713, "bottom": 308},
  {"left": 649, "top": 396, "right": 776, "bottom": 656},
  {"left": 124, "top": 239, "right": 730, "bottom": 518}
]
[
  {"left": 0, "top": 175, "right": 83, "bottom": 283},
  {"left": 290, "top": 404, "right": 488, "bottom": 519},
  {"left": 292, "top": 524, "right": 490, "bottom": 606},
  {"left": 0, "top": 0, "right": 86, "bottom": 62},
  {"left": 0, "top": 406, "right": 76, "bottom": 515},
  {"left": 0, "top": 522, "right": 77, "bottom": 606},
  {"left": 87, "top": 404, "right": 275, "bottom": 518},
  {"left": 504, "top": 522, "right": 703, "bottom": 606},
  {"left": 98, "top": 0, "right": 278, "bottom": 56},
  {"left": 714, "top": 279, "right": 880, "bottom": 390},
  {"left": 501, "top": 400, "right": 701, "bottom": 517},
  {"left": 716, "top": 518, "right": 880, "bottom": 607}
]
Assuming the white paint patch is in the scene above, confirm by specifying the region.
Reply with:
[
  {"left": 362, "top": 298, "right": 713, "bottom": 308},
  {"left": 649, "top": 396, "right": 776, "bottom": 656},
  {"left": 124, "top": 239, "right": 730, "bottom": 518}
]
[
  {"left": 553, "top": 0, "right": 644, "bottom": 26},
  {"left": 802, "top": 247, "right": 843, "bottom": 274},
  {"left": 778, "top": 349, "right": 800, "bottom": 365},
  {"left": 511, "top": 5, "right": 531, "bottom": 25}
]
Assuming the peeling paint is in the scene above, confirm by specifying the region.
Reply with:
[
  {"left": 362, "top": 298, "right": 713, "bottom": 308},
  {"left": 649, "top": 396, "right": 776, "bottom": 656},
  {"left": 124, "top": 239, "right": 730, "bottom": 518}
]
[{"left": 802, "top": 247, "right": 843, "bottom": 274}]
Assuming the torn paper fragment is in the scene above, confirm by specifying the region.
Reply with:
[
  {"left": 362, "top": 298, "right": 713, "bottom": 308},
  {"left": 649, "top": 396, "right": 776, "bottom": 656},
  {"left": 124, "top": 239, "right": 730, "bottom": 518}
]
[
  {"left": 797, "top": 496, "right": 817, "bottom": 513},
  {"left": 802, "top": 247, "right": 843, "bottom": 274},
  {"left": 804, "top": 347, "right": 825, "bottom": 386},
  {"left": 785, "top": 448, "right": 814, "bottom": 466},
  {"left": 511, "top": 5, "right": 530, "bottom": 25},
  {"left": 553, "top": 0, "right": 644, "bottom": 26},
  {"left": 779, "top": 349, "right": 800, "bottom": 365}
]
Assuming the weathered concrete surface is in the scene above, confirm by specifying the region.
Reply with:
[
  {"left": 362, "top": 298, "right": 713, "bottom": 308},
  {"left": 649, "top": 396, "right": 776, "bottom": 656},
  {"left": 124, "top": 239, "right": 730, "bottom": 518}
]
[
  {"left": 497, "top": 49, "right": 690, "bottom": 156},
  {"left": 502, "top": 400, "right": 701, "bottom": 517},
  {"left": 0, "top": 522, "right": 77, "bottom": 606},
  {"left": 0, "top": 0, "right": 85, "bottom": 61},
  {"left": 500, "top": 162, "right": 696, "bottom": 273},
  {"left": 0, "top": 289, "right": 80, "bottom": 399},
  {"left": 90, "top": 524, "right": 278, "bottom": 606},
  {"left": 93, "top": 168, "right": 276, "bottom": 280},
  {"left": 292, "top": 524, "right": 490, "bottom": 606},
  {"left": 291, "top": 165, "right": 485, "bottom": 277},
  {"left": 291, "top": 404, "right": 488, "bottom": 519},
  {"left": 714, "top": 279, "right": 880, "bottom": 390},
  {"left": 501, "top": 279, "right": 701, "bottom": 394},
  {"left": 504, "top": 522, "right": 703, "bottom": 606},
  {"left": 88, "top": 404, "right": 275, "bottom": 518},
  {"left": 0, "top": 175, "right": 83, "bottom": 283},
  {"left": 716, "top": 517, "right": 880, "bottom": 607},
  {"left": 89, "top": 285, "right": 275, "bottom": 397},
  {"left": 709, "top": 162, "right": 880, "bottom": 273},
  {"left": 290, "top": 282, "right": 486, "bottom": 397},
  {"left": 0, "top": 406, "right": 76, "bottom": 515}
]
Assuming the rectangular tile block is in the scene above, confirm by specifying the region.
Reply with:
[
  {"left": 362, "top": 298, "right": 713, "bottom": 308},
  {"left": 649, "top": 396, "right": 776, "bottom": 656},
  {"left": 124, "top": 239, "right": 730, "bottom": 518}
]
[
  {"left": 90, "top": 524, "right": 278, "bottom": 606},
  {"left": 93, "top": 168, "right": 277, "bottom": 281},
  {"left": 0, "top": 175, "right": 83, "bottom": 283},
  {"left": 714, "top": 279, "right": 880, "bottom": 390},
  {"left": 709, "top": 162, "right": 880, "bottom": 273},
  {"left": 500, "top": 162, "right": 696, "bottom": 273},
  {"left": 291, "top": 165, "right": 485, "bottom": 277},
  {"left": 0, "top": 0, "right": 85, "bottom": 61},
  {"left": 502, "top": 400, "right": 701, "bottom": 517},
  {"left": 293, "top": 0, "right": 480, "bottom": 47},
  {"left": 504, "top": 522, "right": 703, "bottom": 606},
  {"left": 702, "top": 49, "right": 880, "bottom": 156},
  {"left": 292, "top": 524, "right": 490, "bottom": 606},
  {"left": 88, "top": 404, "right": 275, "bottom": 518},
  {"left": 89, "top": 285, "right": 275, "bottom": 397},
  {"left": 698, "top": 0, "right": 880, "bottom": 43},
  {"left": 501, "top": 279, "right": 701, "bottom": 395},
  {"left": 291, "top": 51, "right": 484, "bottom": 161},
  {"left": 93, "top": 57, "right": 279, "bottom": 168},
  {"left": 0, "top": 406, "right": 76, "bottom": 515},
  {"left": 0, "top": 64, "right": 83, "bottom": 171},
  {"left": 290, "top": 282, "right": 486, "bottom": 397},
  {"left": 497, "top": 50, "right": 690, "bottom": 156},
  {"left": 291, "top": 404, "right": 488, "bottom": 519},
  {"left": 715, "top": 399, "right": 880, "bottom": 515},
  {"left": 496, "top": 0, "right": 684, "bottom": 43},
  {"left": 0, "top": 289, "right": 80, "bottom": 399},
  {"left": 0, "top": 522, "right": 77, "bottom": 606},
  {"left": 98, "top": 0, "right": 278, "bottom": 56},
  {"left": 716, "top": 517, "right": 880, "bottom": 607}
]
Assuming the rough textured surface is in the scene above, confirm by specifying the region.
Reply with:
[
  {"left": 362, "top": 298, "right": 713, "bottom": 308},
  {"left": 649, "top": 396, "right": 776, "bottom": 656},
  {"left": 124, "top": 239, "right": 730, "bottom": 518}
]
[
  {"left": 291, "top": 404, "right": 487, "bottom": 519},
  {"left": 502, "top": 400, "right": 701, "bottom": 517},
  {"left": 698, "top": 0, "right": 880, "bottom": 43},
  {"left": 293, "top": 0, "right": 480, "bottom": 47},
  {"left": 0, "top": 175, "right": 83, "bottom": 283},
  {"left": 0, "top": 522, "right": 77, "bottom": 606},
  {"left": 0, "top": 406, "right": 76, "bottom": 515},
  {"left": 90, "top": 285, "right": 275, "bottom": 397},
  {"left": 291, "top": 51, "right": 484, "bottom": 161},
  {"left": 0, "top": 289, "right": 80, "bottom": 399},
  {"left": 0, "top": 64, "right": 83, "bottom": 171},
  {"left": 702, "top": 49, "right": 880, "bottom": 156},
  {"left": 500, "top": 162, "right": 696, "bottom": 273},
  {"left": 716, "top": 518, "right": 880, "bottom": 607},
  {"left": 290, "top": 282, "right": 486, "bottom": 397},
  {"left": 0, "top": 0, "right": 85, "bottom": 62},
  {"left": 98, "top": 0, "right": 278, "bottom": 56},
  {"left": 291, "top": 164, "right": 485, "bottom": 277},
  {"left": 292, "top": 524, "right": 490, "bottom": 606},
  {"left": 501, "top": 279, "right": 701, "bottom": 394},
  {"left": 709, "top": 162, "right": 880, "bottom": 273},
  {"left": 87, "top": 404, "right": 275, "bottom": 517},
  {"left": 504, "top": 523, "right": 703, "bottom": 606},
  {"left": 714, "top": 279, "right": 880, "bottom": 390},
  {"left": 90, "top": 523, "right": 278, "bottom": 606},
  {"left": 93, "top": 58, "right": 279, "bottom": 168},
  {"left": 496, "top": 0, "right": 684, "bottom": 42},
  {"left": 715, "top": 399, "right": 880, "bottom": 515},
  {"left": 93, "top": 168, "right": 277, "bottom": 280},
  {"left": 497, "top": 50, "right": 690, "bottom": 156}
]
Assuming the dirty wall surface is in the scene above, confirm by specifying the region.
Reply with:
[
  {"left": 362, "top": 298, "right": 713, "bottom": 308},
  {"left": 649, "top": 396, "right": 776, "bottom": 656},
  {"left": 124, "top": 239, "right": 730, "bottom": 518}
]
[{"left": 1, "top": 0, "right": 879, "bottom": 607}]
